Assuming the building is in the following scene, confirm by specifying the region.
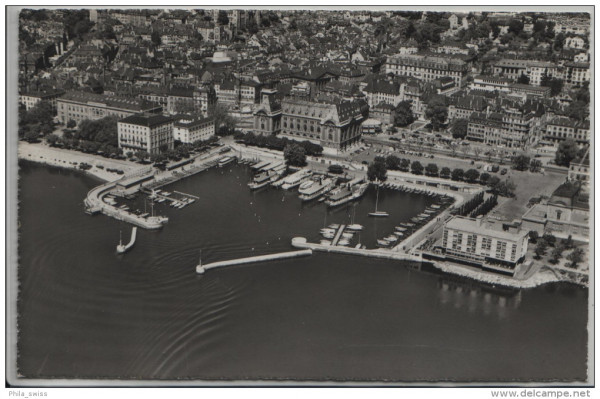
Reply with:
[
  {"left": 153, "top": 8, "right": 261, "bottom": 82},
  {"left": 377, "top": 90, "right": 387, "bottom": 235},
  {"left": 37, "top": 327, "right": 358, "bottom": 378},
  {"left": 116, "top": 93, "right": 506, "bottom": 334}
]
[
  {"left": 260, "top": 97, "right": 368, "bottom": 153},
  {"left": 562, "top": 62, "right": 590, "bottom": 87},
  {"left": 117, "top": 114, "right": 174, "bottom": 155},
  {"left": 565, "top": 36, "right": 586, "bottom": 50},
  {"left": 362, "top": 79, "right": 403, "bottom": 107},
  {"left": 19, "top": 89, "right": 65, "bottom": 111},
  {"left": 568, "top": 147, "right": 590, "bottom": 191},
  {"left": 173, "top": 115, "right": 215, "bottom": 144},
  {"left": 57, "top": 91, "right": 163, "bottom": 125},
  {"left": 492, "top": 59, "right": 558, "bottom": 86},
  {"left": 447, "top": 94, "right": 488, "bottom": 121},
  {"left": 435, "top": 216, "right": 529, "bottom": 276},
  {"left": 467, "top": 107, "right": 533, "bottom": 149},
  {"left": 522, "top": 181, "right": 589, "bottom": 241},
  {"left": 507, "top": 84, "right": 551, "bottom": 98},
  {"left": 543, "top": 117, "right": 590, "bottom": 146},
  {"left": 469, "top": 75, "right": 511, "bottom": 92},
  {"left": 253, "top": 89, "right": 282, "bottom": 135},
  {"left": 385, "top": 54, "right": 469, "bottom": 87}
]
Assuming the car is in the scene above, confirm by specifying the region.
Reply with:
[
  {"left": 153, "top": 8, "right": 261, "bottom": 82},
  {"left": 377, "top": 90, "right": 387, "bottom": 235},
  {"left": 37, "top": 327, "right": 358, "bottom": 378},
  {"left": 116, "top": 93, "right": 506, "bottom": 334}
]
[{"left": 501, "top": 168, "right": 508, "bottom": 175}]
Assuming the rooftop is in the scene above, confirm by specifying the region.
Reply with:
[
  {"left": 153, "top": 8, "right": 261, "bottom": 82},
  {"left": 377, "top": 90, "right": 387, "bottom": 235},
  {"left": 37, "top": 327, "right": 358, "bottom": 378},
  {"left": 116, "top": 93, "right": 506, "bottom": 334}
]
[
  {"left": 120, "top": 114, "right": 174, "bottom": 127},
  {"left": 446, "top": 216, "right": 527, "bottom": 241}
]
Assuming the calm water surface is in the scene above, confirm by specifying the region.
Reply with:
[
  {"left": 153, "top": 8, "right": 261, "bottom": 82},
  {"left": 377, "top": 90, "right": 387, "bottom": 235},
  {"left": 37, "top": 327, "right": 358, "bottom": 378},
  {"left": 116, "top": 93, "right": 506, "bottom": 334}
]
[{"left": 17, "top": 161, "right": 588, "bottom": 382}]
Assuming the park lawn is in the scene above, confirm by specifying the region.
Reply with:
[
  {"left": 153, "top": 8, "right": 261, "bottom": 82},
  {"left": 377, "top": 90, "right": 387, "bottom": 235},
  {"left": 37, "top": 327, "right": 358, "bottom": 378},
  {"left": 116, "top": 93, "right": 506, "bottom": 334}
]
[{"left": 492, "top": 170, "right": 566, "bottom": 219}]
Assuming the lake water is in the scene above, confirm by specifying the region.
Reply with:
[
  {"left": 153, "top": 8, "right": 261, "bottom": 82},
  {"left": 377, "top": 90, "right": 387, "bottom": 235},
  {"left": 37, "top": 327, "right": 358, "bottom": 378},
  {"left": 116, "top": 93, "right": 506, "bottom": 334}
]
[{"left": 16, "top": 161, "right": 588, "bottom": 382}]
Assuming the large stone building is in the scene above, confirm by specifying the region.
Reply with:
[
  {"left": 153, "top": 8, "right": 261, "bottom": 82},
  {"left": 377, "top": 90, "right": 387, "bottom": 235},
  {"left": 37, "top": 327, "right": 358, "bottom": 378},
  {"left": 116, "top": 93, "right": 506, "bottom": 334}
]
[
  {"left": 432, "top": 216, "right": 530, "bottom": 276},
  {"left": 117, "top": 114, "right": 174, "bottom": 155},
  {"left": 19, "top": 89, "right": 65, "bottom": 111},
  {"left": 254, "top": 92, "right": 368, "bottom": 153},
  {"left": 57, "top": 91, "right": 162, "bottom": 125},
  {"left": 385, "top": 54, "right": 469, "bottom": 87},
  {"left": 253, "top": 89, "right": 282, "bottom": 135},
  {"left": 492, "top": 59, "right": 558, "bottom": 86},
  {"left": 543, "top": 117, "right": 590, "bottom": 146},
  {"left": 466, "top": 108, "right": 533, "bottom": 149}
]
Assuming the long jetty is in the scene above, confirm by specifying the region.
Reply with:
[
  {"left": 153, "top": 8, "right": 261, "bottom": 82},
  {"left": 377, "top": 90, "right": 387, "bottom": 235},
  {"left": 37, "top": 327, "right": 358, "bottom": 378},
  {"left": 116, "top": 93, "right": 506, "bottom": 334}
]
[{"left": 196, "top": 249, "right": 313, "bottom": 274}]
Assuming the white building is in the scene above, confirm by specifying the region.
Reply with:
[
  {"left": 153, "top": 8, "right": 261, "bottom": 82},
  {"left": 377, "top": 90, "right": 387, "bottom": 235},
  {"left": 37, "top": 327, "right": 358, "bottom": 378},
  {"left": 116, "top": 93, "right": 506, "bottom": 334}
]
[
  {"left": 439, "top": 216, "right": 529, "bottom": 276},
  {"left": 118, "top": 114, "right": 174, "bottom": 155},
  {"left": 173, "top": 116, "right": 215, "bottom": 144}
]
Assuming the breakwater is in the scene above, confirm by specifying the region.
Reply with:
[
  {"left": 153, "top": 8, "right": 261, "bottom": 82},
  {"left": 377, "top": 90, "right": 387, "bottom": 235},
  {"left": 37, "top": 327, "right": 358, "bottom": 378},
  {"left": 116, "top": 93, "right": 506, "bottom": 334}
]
[{"left": 196, "top": 249, "right": 313, "bottom": 274}]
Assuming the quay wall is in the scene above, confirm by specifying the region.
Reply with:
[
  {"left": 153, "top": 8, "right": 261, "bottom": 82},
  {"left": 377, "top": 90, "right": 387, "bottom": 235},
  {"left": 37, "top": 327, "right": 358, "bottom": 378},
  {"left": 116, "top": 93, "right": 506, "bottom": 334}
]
[
  {"left": 291, "top": 237, "right": 422, "bottom": 262},
  {"left": 197, "top": 249, "right": 313, "bottom": 273}
]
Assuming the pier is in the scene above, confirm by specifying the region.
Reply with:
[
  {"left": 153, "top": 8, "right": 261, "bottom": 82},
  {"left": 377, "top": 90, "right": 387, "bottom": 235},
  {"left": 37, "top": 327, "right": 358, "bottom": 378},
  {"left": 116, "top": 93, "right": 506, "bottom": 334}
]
[
  {"left": 292, "top": 237, "right": 421, "bottom": 262},
  {"left": 331, "top": 224, "right": 346, "bottom": 246},
  {"left": 196, "top": 249, "right": 313, "bottom": 274}
]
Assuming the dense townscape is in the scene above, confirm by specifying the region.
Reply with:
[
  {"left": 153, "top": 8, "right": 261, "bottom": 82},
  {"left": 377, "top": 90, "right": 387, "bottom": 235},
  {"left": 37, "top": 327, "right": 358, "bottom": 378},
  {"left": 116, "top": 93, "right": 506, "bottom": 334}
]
[{"left": 18, "top": 8, "right": 591, "bottom": 287}]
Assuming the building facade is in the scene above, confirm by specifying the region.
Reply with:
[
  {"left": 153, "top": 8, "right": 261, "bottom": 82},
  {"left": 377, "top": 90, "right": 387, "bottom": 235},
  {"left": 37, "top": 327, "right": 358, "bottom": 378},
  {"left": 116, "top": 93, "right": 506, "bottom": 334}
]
[
  {"left": 385, "top": 54, "right": 469, "bottom": 87},
  {"left": 438, "top": 216, "right": 529, "bottom": 275},
  {"left": 118, "top": 114, "right": 174, "bottom": 155},
  {"left": 173, "top": 116, "right": 215, "bottom": 144},
  {"left": 57, "top": 91, "right": 162, "bottom": 125},
  {"left": 544, "top": 117, "right": 590, "bottom": 146},
  {"left": 19, "top": 89, "right": 65, "bottom": 111}
]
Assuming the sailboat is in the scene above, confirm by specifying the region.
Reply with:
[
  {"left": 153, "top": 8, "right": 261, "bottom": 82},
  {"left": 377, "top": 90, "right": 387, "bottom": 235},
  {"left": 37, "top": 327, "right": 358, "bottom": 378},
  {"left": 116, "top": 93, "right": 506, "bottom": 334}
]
[
  {"left": 347, "top": 204, "right": 363, "bottom": 231},
  {"left": 368, "top": 181, "right": 389, "bottom": 217},
  {"left": 197, "top": 250, "right": 205, "bottom": 274}
]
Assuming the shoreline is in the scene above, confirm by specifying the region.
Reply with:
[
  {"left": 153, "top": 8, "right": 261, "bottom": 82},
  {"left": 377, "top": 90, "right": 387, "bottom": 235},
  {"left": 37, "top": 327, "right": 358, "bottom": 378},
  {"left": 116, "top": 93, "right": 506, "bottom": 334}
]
[{"left": 17, "top": 143, "right": 585, "bottom": 290}]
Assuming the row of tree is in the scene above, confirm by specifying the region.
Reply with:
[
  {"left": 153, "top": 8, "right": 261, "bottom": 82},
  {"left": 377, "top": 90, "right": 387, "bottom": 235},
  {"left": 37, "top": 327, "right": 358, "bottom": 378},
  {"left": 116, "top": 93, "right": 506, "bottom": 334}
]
[
  {"left": 469, "top": 194, "right": 498, "bottom": 218},
  {"left": 511, "top": 154, "right": 543, "bottom": 172},
  {"left": 454, "top": 192, "right": 485, "bottom": 217},
  {"left": 18, "top": 102, "right": 56, "bottom": 142},
  {"left": 234, "top": 132, "right": 324, "bottom": 157}
]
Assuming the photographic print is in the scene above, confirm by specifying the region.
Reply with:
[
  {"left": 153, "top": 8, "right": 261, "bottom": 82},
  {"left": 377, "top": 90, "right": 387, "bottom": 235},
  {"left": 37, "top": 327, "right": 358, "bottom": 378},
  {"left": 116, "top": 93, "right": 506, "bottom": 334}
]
[{"left": 7, "top": 5, "right": 593, "bottom": 386}]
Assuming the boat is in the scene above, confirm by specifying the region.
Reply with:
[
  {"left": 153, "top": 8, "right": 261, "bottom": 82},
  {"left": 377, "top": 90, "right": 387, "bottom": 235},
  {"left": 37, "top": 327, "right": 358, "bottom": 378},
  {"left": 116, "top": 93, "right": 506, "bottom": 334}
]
[
  {"left": 281, "top": 170, "right": 312, "bottom": 190},
  {"left": 320, "top": 240, "right": 332, "bottom": 246},
  {"left": 395, "top": 226, "right": 407, "bottom": 232},
  {"left": 299, "top": 178, "right": 336, "bottom": 201},
  {"left": 162, "top": 192, "right": 171, "bottom": 196},
  {"left": 342, "top": 232, "right": 354, "bottom": 239},
  {"left": 328, "top": 224, "right": 340, "bottom": 229},
  {"left": 377, "top": 239, "right": 390, "bottom": 247},
  {"left": 321, "top": 232, "right": 335, "bottom": 239},
  {"left": 320, "top": 228, "right": 336, "bottom": 234},
  {"left": 218, "top": 156, "right": 235, "bottom": 167},
  {"left": 337, "top": 239, "right": 350, "bottom": 246},
  {"left": 248, "top": 172, "right": 271, "bottom": 190},
  {"left": 269, "top": 169, "right": 285, "bottom": 183},
  {"left": 325, "top": 187, "right": 352, "bottom": 207},
  {"left": 298, "top": 179, "right": 315, "bottom": 191},
  {"left": 116, "top": 227, "right": 137, "bottom": 254},
  {"left": 347, "top": 224, "right": 363, "bottom": 231},
  {"left": 368, "top": 182, "right": 389, "bottom": 217}
]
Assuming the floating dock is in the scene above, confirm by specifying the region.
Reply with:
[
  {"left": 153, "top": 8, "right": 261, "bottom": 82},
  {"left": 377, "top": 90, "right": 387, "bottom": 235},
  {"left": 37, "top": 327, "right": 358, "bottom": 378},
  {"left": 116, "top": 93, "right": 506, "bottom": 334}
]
[{"left": 196, "top": 249, "right": 313, "bottom": 274}]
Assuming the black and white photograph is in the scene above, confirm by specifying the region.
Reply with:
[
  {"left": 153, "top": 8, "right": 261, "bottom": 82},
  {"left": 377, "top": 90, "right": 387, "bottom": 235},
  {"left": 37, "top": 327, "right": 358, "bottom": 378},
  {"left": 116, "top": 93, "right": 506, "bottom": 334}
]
[{"left": 5, "top": 4, "right": 595, "bottom": 392}]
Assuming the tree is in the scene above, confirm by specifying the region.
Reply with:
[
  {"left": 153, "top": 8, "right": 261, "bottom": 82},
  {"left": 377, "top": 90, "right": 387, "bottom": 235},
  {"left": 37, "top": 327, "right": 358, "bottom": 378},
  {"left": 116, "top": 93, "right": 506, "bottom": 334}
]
[
  {"left": 448, "top": 142, "right": 459, "bottom": 158},
  {"left": 566, "top": 248, "right": 584, "bottom": 269},
  {"left": 555, "top": 138, "right": 579, "bottom": 167},
  {"left": 549, "top": 246, "right": 563, "bottom": 264},
  {"left": 217, "top": 10, "right": 229, "bottom": 25},
  {"left": 542, "top": 233, "right": 557, "bottom": 247},
  {"left": 565, "top": 100, "right": 589, "bottom": 122},
  {"left": 517, "top": 73, "right": 530, "bottom": 84},
  {"left": 473, "top": 146, "right": 482, "bottom": 160},
  {"left": 491, "top": 179, "right": 516, "bottom": 197},
  {"left": 451, "top": 168, "right": 464, "bottom": 181},
  {"left": 530, "top": 159, "right": 542, "bottom": 173},
  {"left": 425, "top": 96, "right": 448, "bottom": 131},
  {"left": 24, "top": 129, "right": 40, "bottom": 142},
  {"left": 564, "top": 235, "right": 575, "bottom": 250},
  {"left": 553, "top": 32, "right": 566, "bottom": 51},
  {"left": 66, "top": 119, "right": 76, "bottom": 129},
  {"left": 46, "top": 133, "right": 59, "bottom": 146},
  {"left": 540, "top": 74, "right": 563, "bottom": 96},
  {"left": 394, "top": 100, "right": 415, "bottom": 127},
  {"left": 283, "top": 144, "right": 307, "bottom": 167},
  {"left": 464, "top": 169, "right": 480, "bottom": 183},
  {"left": 440, "top": 167, "right": 451, "bottom": 179},
  {"left": 425, "top": 163, "right": 438, "bottom": 176},
  {"left": 534, "top": 239, "right": 548, "bottom": 259},
  {"left": 385, "top": 155, "right": 401, "bottom": 170},
  {"left": 451, "top": 118, "right": 469, "bottom": 139},
  {"left": 208, "top": 102, "right": 237, "bottom": 132},
  {"left": 367, "top": 158, "right": 388, "bottom": 182},
  {"left": 135, "top": 150, "right": 149, "bottom": 160},
  {"left": 512, "top": 154, "right": 531, "bottom": 171},
  {"left": 151, "top": 31, "right": 162, "bottom": 46},
  {"left": 410, "top": 160, "right": 424, "bottom": 175},
  {"left": 399, "top": 158, "right": 410, "bottom": 171},
  {"left": 508, "top": 18, "right": 524, "bottom": 35},
  {"left": 529, "top": 230, "right": 539, "bottom": 244},
  {"left": 479, "top": 172, "right": 491, "bottom": 185}
]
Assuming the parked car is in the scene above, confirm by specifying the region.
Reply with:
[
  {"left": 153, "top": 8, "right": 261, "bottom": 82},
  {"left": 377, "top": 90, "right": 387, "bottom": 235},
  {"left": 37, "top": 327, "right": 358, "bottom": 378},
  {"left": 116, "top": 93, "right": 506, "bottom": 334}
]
[{"left": 501, "top": 168, "right": 508, "bottom": 175}]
